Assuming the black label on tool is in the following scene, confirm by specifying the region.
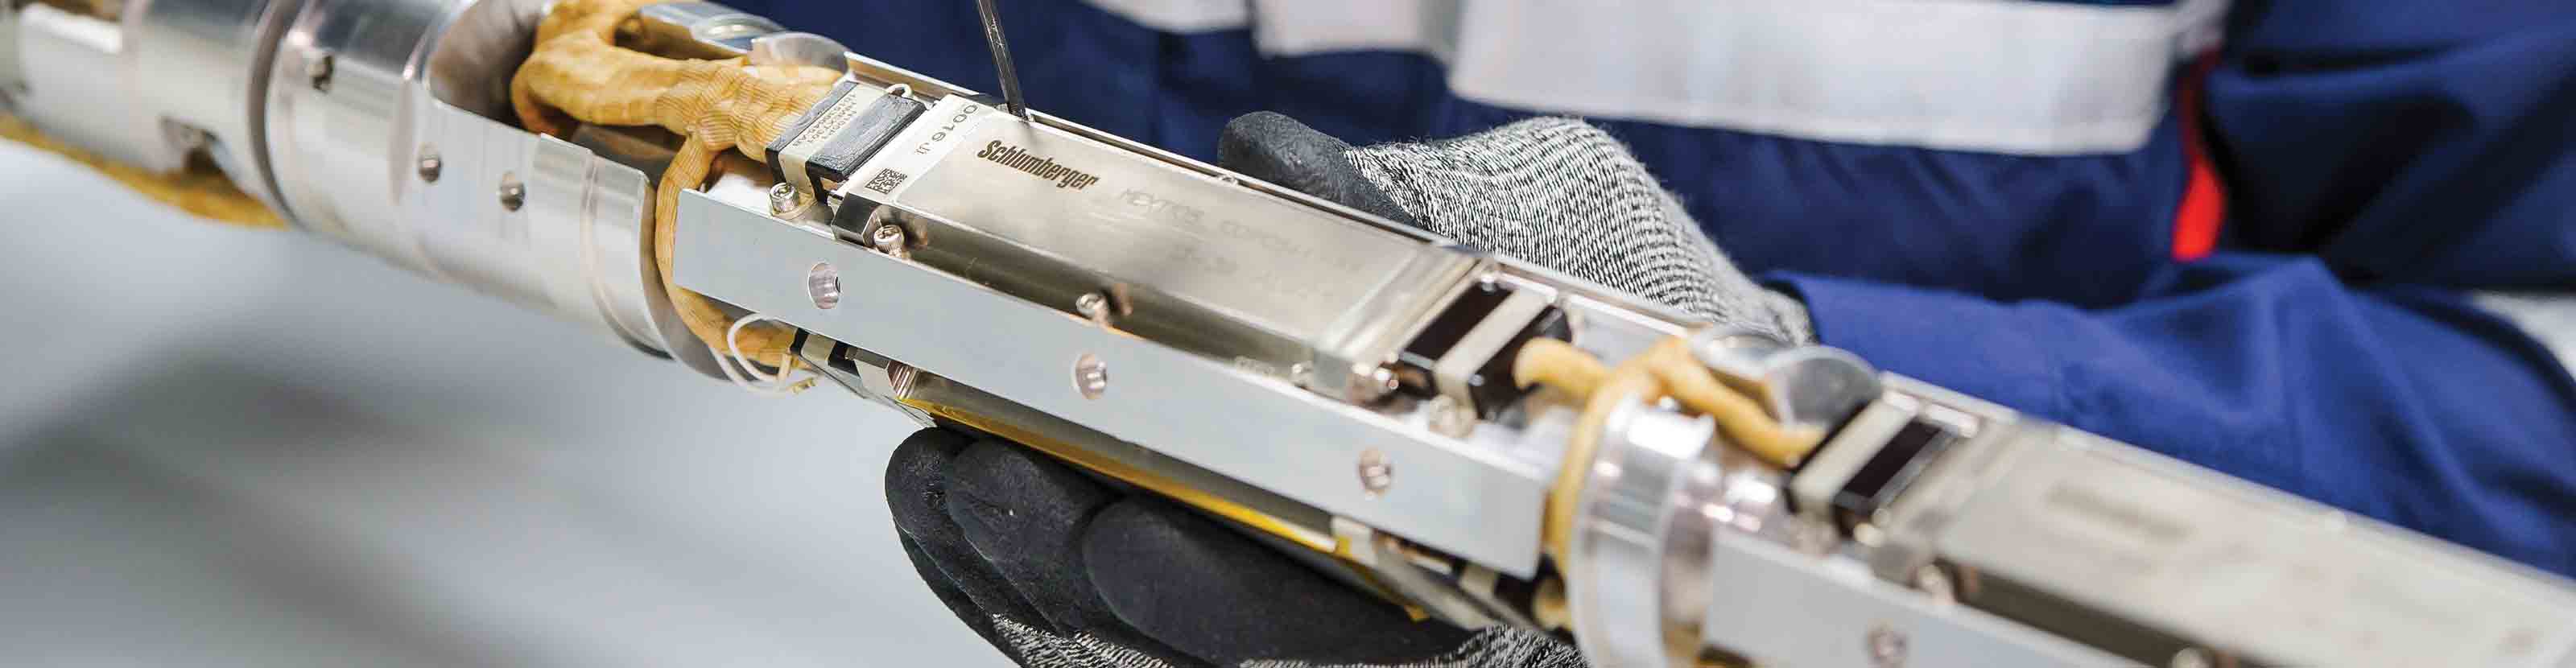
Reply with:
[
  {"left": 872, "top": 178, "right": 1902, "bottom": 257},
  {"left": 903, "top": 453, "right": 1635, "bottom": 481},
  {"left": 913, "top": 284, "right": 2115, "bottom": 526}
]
[{"left": 975, "top": 141, "right": 1100, "bottom": 190}]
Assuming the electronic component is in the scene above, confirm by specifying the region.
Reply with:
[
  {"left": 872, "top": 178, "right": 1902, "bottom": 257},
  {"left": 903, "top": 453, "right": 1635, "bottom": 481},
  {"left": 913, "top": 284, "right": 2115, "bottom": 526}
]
[
  {"left": 766, "top": 79, "right": 926, "bottom": 200},
  {"left": 1392, "top": 280, "right": 1568, "bottom": 418},
  {"left": 1791, "top": 393, "right": 1975, "bottom": 533}
]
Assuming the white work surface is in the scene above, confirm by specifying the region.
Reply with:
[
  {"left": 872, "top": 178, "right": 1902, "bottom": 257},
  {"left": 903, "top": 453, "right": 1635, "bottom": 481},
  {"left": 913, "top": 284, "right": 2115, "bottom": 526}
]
[{"left": 0, "top": 145, "right": 1008, "bottom": 667}]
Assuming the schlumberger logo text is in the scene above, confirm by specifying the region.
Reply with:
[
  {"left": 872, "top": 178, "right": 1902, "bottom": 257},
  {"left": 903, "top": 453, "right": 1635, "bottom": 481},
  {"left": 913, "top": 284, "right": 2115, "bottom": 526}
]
[{"left": 976, "top": 141, "right": 1100, "bottom": 190}]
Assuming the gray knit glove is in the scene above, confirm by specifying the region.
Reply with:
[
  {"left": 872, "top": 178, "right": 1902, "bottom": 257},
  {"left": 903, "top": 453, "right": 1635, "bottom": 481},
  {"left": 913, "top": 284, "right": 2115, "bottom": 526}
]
[{"left": 1220, "top": 113, "right": 1814, "bottom": 344}]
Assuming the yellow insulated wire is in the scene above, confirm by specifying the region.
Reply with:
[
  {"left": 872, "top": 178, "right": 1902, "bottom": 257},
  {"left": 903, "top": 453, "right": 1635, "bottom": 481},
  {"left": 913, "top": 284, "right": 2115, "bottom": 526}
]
[
  {"left": 1514, "top": 335, "right": 1823, "bottom": 563},
  {"left": 514, "top": 0, "right": 1828, "bottom": 607},
  {"left": 511, "top": 0, "right": 840, "bottom": 368}
]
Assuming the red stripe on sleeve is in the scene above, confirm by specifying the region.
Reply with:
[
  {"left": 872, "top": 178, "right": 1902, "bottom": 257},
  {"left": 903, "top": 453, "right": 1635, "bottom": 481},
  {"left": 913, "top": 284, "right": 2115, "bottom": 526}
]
[{"left": 2172, "top": 52, "right": 2226, "bottom": 261}]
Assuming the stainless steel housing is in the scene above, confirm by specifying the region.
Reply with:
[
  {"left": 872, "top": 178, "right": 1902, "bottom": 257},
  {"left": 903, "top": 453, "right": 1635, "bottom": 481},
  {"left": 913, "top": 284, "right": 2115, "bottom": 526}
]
[
  {"left": 650, "top": 21, "right": 2576, "bottom": 665},
  {"left": 3, "top": 0, "right": 702, "bottom": 368},
  {"left": 1565, "top": 399, "right": 1821, "bottom": 668},
  {"left": 261, "top": 0, "right": 700, "bottom": 365},
  {"left": 1564, "top": 402, "right": 1720, "bottom": 668},
  {"left": 4, "top": 0, "right": 295, "bottom": 180},
  {"left": 1856, "top": 378, "right": 2576, "bottom": 666},
  {"left": 674, "top": 183, "right": 1563, "bottom": 574}
]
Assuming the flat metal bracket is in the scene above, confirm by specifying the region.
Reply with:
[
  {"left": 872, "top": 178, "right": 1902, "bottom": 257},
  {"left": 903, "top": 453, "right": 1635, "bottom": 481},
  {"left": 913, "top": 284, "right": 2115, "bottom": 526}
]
[{"left": 674, "top": 189, "right": 1550, "bottom": 575}]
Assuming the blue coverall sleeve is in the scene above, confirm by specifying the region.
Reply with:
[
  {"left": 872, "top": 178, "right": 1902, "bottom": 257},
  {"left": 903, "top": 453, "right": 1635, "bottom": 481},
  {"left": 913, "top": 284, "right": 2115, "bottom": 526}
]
[
  {"left": 1778, "top": 256, "right": 2576, "bottom": 577},
  {"left": 2207, "top": 1, "right": 2576, "bottom": 288},
  {"left": 733, "top": 0, "right": 2576, "bottom": 572},
  {"left": 1773, "top": 2, "right": 2576, "bottom": 576}
]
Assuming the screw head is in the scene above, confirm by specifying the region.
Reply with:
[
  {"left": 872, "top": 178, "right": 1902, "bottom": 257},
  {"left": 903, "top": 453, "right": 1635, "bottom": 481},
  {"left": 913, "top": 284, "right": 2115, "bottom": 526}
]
[
  {"left": 496, "top": 172, "right": 525, "bottom": 212},
  {"left": 1074, "top": 292, "right": 1111, "bottom": 323},
  {"left": 1072, "top": 353, "right": 1108, "bottom": 399},
  {"left": 1866, "top": 625, "right": 1907, "bottom": 668},
  {"left": 305, "top": 52, "right": 334, "bottom": 91},
  {"left": 887, "top": 362, "right": 920, "bottom": 395},
  {"left": 1348, "top": 365, "right": 1399, "bottom": 403},
  {"left": 768, "top": 183, "right": 800, "bottom": 215},
  {"left": 2169, "top": 648, "right": 2212, "bottom": 668},
  {"left": 807, "top": 262, "right": 841, "bottom": 310},
  {"left": 1356, "top": 448, "right": 1393, "bottom": 497},
  {"left": 1425, "top": 395, "right": 1473, "bottom": 437},
  {"left": 416, "top": 146, "right": 442, "bottom": 183},
  {"left": 870, "top": 224, "right": 906, "bottom": 254},
  {"left": 1911, "top": 564, "right": 1955, "bottom": 604}
]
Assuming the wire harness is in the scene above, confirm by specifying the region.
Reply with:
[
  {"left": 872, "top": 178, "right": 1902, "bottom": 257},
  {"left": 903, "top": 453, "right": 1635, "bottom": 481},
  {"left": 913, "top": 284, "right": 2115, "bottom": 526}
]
[
  {"left": 1513, "top": 336, "right": 1824, "bottom": 560},
  {"left": 508, "top": 0, "right": 841, "bottom": 372}
]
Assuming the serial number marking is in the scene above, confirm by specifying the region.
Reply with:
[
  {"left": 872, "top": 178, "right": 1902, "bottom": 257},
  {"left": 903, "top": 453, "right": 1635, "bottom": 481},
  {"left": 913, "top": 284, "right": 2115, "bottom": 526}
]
[{"left": 913, "top": 103, "right": 984, "bottom": 155}]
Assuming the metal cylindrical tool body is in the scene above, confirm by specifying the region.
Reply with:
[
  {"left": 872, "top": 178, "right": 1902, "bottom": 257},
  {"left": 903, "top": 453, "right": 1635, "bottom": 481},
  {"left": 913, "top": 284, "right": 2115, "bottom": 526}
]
[
  {"left": 1565, "top": 399, "right": 1803, "bottom": 668},
  {"left": 5, "top": 0, "right": 696, "bottom": 364},
  {"left": 258, "top": 0, "right": 691, "bottom": 361}
]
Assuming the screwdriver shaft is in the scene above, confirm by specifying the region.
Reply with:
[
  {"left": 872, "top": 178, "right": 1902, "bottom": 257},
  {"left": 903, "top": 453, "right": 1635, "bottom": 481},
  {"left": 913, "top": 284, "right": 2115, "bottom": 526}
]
[{"left": 972, "top": 0, "right": 1030, "bottom": 119}]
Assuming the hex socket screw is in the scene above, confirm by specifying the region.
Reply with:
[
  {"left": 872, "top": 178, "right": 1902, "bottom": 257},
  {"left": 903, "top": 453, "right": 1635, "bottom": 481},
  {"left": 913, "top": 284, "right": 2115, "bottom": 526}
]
[
  {"left": 496, "top": 172, "right": 526, "bottom": 212},
  {"left": 416, "top": 145, "right": 441, "bottom": 183}
]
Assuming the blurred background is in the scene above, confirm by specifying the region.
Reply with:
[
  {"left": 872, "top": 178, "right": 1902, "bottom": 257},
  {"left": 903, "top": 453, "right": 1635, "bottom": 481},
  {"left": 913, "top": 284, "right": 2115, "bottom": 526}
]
[{"left": 0, "top": 143, "right": 1005, "bottom": 666}]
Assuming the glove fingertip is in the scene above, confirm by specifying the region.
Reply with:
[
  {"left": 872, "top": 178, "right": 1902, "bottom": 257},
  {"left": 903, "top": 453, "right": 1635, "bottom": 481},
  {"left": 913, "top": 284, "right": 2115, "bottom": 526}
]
[
  {"left": 886, "top": 428, "right": 972, "bottom": 535},
  {"left": 1218, "top": 112, "right": 1422, "bottom": 227},
  {"left": 1218, "top": 112, "right": 1342, "bottom": 167},
  {"left": 942, "top": 439, "right": 1117, "bottom": 560}
]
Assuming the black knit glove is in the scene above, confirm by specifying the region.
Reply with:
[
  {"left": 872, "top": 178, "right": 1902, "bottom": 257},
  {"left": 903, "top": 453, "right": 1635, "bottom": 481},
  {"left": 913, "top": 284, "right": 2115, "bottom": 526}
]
[{"left": 886, "top": 429, "right": 1578, "bottom": 668}]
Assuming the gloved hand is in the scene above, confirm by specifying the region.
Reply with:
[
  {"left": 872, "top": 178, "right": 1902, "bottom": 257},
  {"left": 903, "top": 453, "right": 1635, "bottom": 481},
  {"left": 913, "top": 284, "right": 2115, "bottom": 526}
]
[
  {"left": 1217, "top": 112, "right": 1811, "bottom": 344},
  {"left": 888, "top": 430, "right": 1579, "bottom": 668},
  {"left": 889, "top": 113, "right": 1803, "bottom": 667}
]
